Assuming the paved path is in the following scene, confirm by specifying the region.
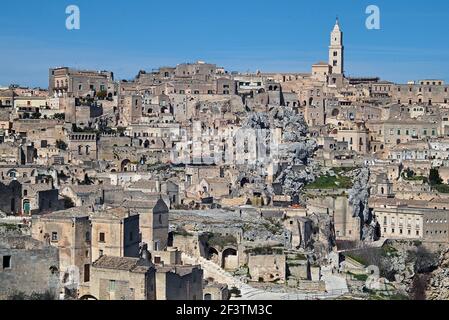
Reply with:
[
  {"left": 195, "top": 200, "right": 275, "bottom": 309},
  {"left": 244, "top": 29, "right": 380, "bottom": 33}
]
[{"left": 182, "top": 253, "right": 349, "bottom": 300}]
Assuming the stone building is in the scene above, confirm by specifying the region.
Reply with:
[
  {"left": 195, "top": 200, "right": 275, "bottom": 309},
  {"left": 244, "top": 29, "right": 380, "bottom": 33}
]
[
  {"left": 423, "top": 210, "right": 449, "bottom": 243},
  {"left": 0, "top": 236, "right": 59, "bottom": 299},
  {"left": 247, "top": 254, "right": 286, "bottom": 283},
  {"left": 49, "top": 67, "right": 115, "bottom": 98},
  {"left": 89, "top": 255, "right": 156, "bottom": 300},
  {"left": 90, "top": 207, "right": 140, "bottom": 262},
  {"left": 31, "top": 208, "right": 92, "bottom": 293},
  {"left": 203, "top": 282, "right": 229, "bottom": 300},
  {"left": 67, "top": 133, "right": 98, "bottom": 162},
  {"left": 155, "top": 264, "right": 203, "bottom": 300},
  {"left": 370, "top": 198, "right": 424, "bottom": 239},
  {"left": 119, "top": 95, "right": 142, "bottom": 126}
]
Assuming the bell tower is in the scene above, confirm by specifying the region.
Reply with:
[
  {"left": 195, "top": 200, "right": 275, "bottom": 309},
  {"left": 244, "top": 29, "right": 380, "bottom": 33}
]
[{"left": 329, "top": 17, "right": 344, "bottom": 75}]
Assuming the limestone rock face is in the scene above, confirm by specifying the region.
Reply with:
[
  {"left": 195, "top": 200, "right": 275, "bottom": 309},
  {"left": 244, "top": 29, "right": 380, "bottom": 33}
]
[
  {"left": 307, "top": 213, "right": 336, "bottom": 262},
  {"left": 272, "top": 107, "right": 308, "bottom": 142},
  {"left": 348, "top": 167, "right": 378, "bottom": 241},
  {"left": 426, "top": 249, "right": 449, "bottom": 300},
  {"left": 244, "top": 112, "right": 270, "bottom": 129},
  {"left": 238, "top": 106, "right": 318, "bottom": 205}
]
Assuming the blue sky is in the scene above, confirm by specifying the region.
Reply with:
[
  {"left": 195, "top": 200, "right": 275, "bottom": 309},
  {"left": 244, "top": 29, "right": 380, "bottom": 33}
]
[{"left": 1, "top": 0, "right": 449, "bottom": 87}]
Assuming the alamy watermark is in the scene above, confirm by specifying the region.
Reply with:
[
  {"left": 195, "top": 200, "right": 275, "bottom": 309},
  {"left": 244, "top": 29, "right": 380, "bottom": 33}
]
[
  {"left": 66, "top": 5, "right": 80, "bottom": 30},
  {"left": 366, "top": 5, "right": 381, "bottom": 30}
]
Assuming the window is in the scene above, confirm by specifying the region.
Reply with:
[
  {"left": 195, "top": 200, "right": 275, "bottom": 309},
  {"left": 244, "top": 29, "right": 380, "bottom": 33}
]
[
  {"left": 333, "top": 60, "right": 338, "bottom": 67},
  {"left": 51, "top": 232, "right": 58, "bottom": 241},
  {"left": 3, "top": 255, "right": 11, "bottom": 269},
  {"left": 99, "top": 250, "right": 104, "bottom": 257},
  {"left": 85, "top": 232, "right": 90, "bottom": 242},
  {"left": 333, "top": 51, "right": 338, "bottom": 57},
  {"left": 99, "top": 232, "right": 105, "bottom": 243},
  {"left": 109, "top": 280, "right": 116, "bottom": 292},
  {"left": 129, "top": 232, "right": 133, "bottom": 241},
  {"left": 84, "top": 264, "right": 90, "bottom": 282}
]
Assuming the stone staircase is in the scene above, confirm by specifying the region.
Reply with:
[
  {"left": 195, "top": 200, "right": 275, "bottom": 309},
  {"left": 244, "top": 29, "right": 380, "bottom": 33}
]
[
  {"left": 181, "top": 253, "right": 269, "bottom": 300},
  {"left": 182, "top": 253, "right": 349, "bottom": 300}
]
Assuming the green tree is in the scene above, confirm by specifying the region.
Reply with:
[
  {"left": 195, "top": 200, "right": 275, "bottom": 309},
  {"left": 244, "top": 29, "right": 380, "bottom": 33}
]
[
  {"left": 31, "top": 112, "right": 41, "bottom": 119},
  {"left": 429, "top": 168, "right": 443, "bottom": 185},
  {"left": 53, "top": 113, "right": 65, "bottom": 121},
  {"left": 96, "top": 90, "right": 108, "bottom": 100}
]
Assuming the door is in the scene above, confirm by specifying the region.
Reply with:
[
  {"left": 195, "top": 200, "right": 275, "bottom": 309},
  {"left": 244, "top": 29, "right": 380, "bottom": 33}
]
[{"left": 23, "top": 200, "right": 31, "bottom": 215}]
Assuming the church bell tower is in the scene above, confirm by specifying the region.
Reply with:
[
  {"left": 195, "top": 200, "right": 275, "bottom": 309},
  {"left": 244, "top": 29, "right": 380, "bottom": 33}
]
[{"left": 329, "top": 17, "right": 344, "bottom": 75}]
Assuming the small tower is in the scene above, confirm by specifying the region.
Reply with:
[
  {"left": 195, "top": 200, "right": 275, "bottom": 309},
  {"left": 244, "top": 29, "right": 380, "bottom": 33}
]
[{"left": 329, "top": 17, "right": 344, "bottom": 75}]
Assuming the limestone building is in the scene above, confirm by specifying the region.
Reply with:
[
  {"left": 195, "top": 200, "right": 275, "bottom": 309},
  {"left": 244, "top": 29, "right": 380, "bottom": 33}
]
[
  {"left": 89, "top": 255, "right": 156, "bottom": 300},
  {"left": 0, "top": 236, "right": 59, "bottom": 299},
  {"left": 90, "top": 207, "right": 140, "bottom": 262}
]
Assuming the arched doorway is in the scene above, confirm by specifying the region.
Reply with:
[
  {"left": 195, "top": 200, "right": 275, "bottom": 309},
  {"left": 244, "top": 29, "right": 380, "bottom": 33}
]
[
  {"left": 204, "top": 293, "right": 212, "bottom": 300},
  {"left": 222, "top": 248, "right": 238, "bottom": 270},
  {"left": 79, "top": 294, "right": 98, "bottom": 300},
  {"left": 208, "top": 247, "right": 219, "bottom": 264},
  {"left": 121, "top": 159, "right": 131, "bottom": 172}
]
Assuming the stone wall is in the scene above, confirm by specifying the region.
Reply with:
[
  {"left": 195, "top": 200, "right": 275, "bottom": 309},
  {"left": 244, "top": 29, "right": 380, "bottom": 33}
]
[
  {"left": 248, "top": 254, "right": 286, "bottom": 283},
  {"left": 90, "top": 266, "right": 155, "bottom": 300},
  {"left": 0, "top": 236, "right": 59, "bottom": 299}
]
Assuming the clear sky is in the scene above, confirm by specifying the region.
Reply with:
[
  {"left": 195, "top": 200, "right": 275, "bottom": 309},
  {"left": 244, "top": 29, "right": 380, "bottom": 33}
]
[{"left": 1, "top": 0, "right": 449, "bottom": 88}]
